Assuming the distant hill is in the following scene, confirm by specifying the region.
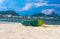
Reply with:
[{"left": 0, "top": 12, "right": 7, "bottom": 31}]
[
  {"left": 0, "top": 10, "right": 19, "bottom": 16},
  {"left": 32, "top": 13, "right": 45, "bottom": 17},
  {"left": 47, "top": 12, "right": 58, "bottom": 17},
  {"left": 32, "top": 12, "right": 58, "bottom": 17}
]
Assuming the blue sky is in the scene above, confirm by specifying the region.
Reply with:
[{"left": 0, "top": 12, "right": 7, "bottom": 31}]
[{"left": 0, "top": 0, "right": 60, "bottom": 16}]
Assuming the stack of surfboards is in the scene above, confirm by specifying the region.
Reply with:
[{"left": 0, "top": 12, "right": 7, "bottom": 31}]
[
  {"left": 22, "top": 20, "right": 44, "bottom": 27},
  {"left": 21, "top": 20, "right": 58, "bottom": 28}
]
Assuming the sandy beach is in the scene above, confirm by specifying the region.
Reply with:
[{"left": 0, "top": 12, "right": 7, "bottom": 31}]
[{"left": 0, "top": 22, "right": 60, "bottom": 39}]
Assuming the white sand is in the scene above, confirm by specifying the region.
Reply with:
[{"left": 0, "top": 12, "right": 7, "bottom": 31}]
[{"left": 0, "top": 22, "right": 60, "bottom": 39}]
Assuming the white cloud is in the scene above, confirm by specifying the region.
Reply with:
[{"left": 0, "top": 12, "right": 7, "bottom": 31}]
[
  {"left": 42, "top": 9, "right": 54, "bottom": 14},
  {"left": 34, "top": 3, "right": 60, "bottom": 7},
  {"left": 19, "top": 2, "right": 47, "bottom": 11},
  {"left": 0, "top": 6, "right": 8, "bottom": 11},
  {"left": 34, "top": 2, "right": 47, "bottom": 7},
  {"left": 19, "top": 3, "right": 60, "bottom": 11},
  {"left": 46, "top": 4, "right": 60, "bottom": 7},
  {"left": 0, "top": 6, "right": 7, "bottom": 9},
  {"left": 17, "top": 0, "right": 60, "bottom": 11},
  {"left": 34, "top": 3, "right": 44, "bottom": 7},
  {"left": 0, "top": 0, "right": 4, "bottom": 4},
  {"left": 20, "top": 3, "right": 32, "bottom": 11}
]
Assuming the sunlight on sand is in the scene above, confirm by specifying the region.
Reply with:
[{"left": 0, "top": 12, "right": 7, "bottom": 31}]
[{"left": 0, "top": 22, "right": 60, "bottom": 39}]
